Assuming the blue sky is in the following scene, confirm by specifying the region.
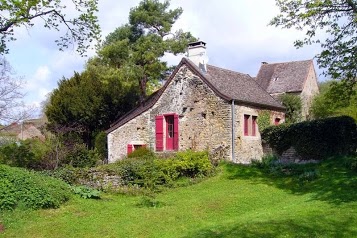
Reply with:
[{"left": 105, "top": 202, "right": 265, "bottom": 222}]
[{"left": 4, "top": 0, "right": 324, "bottom": 118}]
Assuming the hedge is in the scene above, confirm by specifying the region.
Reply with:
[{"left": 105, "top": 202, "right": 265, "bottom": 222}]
[{"left": 262, "top": 116, "right": 357, "bottom": 160}]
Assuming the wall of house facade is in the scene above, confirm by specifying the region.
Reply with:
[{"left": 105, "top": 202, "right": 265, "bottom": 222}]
[
  {"left": 108, "top": 65, "right": 232, "bottom": 163},
  {"left": 300, "top": 65, "right": 319, "bottom": 119},
  {"left": 233, "top": 105, "right": 285, "bottom": 163}
]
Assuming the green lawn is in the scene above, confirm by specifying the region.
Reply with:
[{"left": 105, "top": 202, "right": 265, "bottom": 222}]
[{"left": 1, "top": 159, "right": 356, "bottom": 238}]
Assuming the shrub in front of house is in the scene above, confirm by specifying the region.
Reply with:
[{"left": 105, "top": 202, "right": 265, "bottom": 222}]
[
  {"left": 97, "top": 150, "right": 214, "bottom": 190},
  {"left": 0, "top": 165, "right": 71, "bottom": 211},
  {"left": 262, "top": 116, "right": 357, "bottom": 160}
]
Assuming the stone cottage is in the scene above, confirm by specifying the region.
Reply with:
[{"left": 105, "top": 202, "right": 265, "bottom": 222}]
[
  {"left": 107, "top": 41, "right": 285, "bottom": 163},
  {"left": 255, "top": 60, "right": 319, "bottom": 120}
]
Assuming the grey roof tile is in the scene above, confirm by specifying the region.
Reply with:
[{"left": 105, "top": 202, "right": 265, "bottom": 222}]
[{"left": 256, "top": 60, "right": 313, "bottom": 94}]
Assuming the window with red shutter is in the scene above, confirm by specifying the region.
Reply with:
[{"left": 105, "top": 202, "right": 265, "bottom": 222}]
[
  {"left": 244, "top": 114, "right": 249, "bottom": 136},
  {"left": 252, "top": 116, "right": 257, "bottom": 136},
  {"left": 155, "top": 115, "right": 164, "bottom": 151},
  {"left": 173, "top": 114, "right": 179, "bottom": 150}
]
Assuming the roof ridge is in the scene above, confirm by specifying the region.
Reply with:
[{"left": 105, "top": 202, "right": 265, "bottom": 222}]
[
  {"left": 261, "top": 59, "right": 313, "bottom": 66},
  {"left": 207, "top": 64, "right": 251, "bottom": 77}
]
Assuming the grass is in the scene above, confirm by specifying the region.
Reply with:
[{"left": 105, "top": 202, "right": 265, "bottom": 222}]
[{"left": 1, "top": 156, "right": 356, "bottom": 238}]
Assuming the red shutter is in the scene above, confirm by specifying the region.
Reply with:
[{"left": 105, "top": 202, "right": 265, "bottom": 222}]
[
  {"left": 155, "top": 115, "right": 164, "bottom": 151},
  {"left": 244, "top": 115, "right": 249, "bottom": 136},
  {"left": 252, "top": 116, "right": 257, "bottom": 136},
  {"left": 127, "top": 144, "right": 133, "bottom": 155},
  {"left": 173, "top": 114, "right": 179, "bottom": 150}
]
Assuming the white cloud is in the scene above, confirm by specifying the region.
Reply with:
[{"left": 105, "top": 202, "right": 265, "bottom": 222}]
[{"left": 33, "top": 66, "right": 51, "bottom": 82}]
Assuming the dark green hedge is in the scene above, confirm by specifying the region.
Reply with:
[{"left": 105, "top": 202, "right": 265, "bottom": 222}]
[{"left": 262, "top": 116, "right": 357, "bottom": 160}]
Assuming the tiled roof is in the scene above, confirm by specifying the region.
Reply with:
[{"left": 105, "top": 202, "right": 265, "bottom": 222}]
[
  {"left": 107, "top": 58, "right": 284, "bottom": 133},
  {"left": 256, "top": 60, "right": 313, "bottom": 94},
  {"left": 205, "top": 65, "right": 284, "bottom": 109}
]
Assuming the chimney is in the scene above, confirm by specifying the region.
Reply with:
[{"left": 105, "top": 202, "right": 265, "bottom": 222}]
[{"left": 187, "top": 41, "right": 208, "bottom": 72}]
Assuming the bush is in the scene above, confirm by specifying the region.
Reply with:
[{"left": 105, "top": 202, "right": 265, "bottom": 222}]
[
  {"left": 63, "top": 144, "right": 101, "bottom": 168},
  {"left": 128, "top": 147, "right": 154, "bottom": 158},
  {"left": 94, "top": 131, "right": 107, "bottom": 161},
  {"left": 0, "top": 165, "right": 71, "bottom": 211},
  {"left": 279, "top": 94, "right": 302, "bottom": 123},
  {"left": 98, "top": 150, "right": 214, "bottom": 190},
  {"left": 262, "top": 116, "right": 357, "bottom": 160},
  {"left": 41, "top": 166, "right": 83, "bottom": 185},
  {"left": 0, "top": 141, "right": 34, "bottom": 169}
]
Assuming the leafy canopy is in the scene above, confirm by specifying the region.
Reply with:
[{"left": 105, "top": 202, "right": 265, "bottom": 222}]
[
  {"left": 270, "top": 0, "right": 357, "bottom": 81},
  {"left": 45, "top": 63, "right": 139, "bottom": 148},
  {"left": 310, "top": 80, "right": 357, "bottom": 120},
  {"left": 0, "top": 0, "right": 101, "bottom": 55},
  {"left": 279, "top": 94, "right": 302, "bottom": 124},
  {"left": 97, "top": 0, "right": 196, "bottom": 101}
]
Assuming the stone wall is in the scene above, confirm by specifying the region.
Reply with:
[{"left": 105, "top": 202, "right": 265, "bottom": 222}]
[
  {"left": 300, "top": 64, "right": 319, "bottom": 120},
  {"left": 108, "top": 65, "right": 232, "bottom": 163},
  {"left": 233, "top": 105, "right": 284, "bottom": 163}
]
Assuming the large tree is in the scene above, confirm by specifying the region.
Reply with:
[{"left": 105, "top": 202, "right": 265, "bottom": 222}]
[
  {"left": 270, "top": 0, "right": 357, "bottom": 81},
  {"left": 97, "top": 0, "right": 196, "bottom": 102},
  {"left": 0, "top": 0, "right": 100, "bottom": 55},
  {"left": 45, "top": 63, "right": 139, "bottom": 148}
]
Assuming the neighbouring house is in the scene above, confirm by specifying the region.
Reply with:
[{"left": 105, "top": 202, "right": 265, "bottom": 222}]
[
  {"left": 255, "top": 60, "right": 319, "bottom": 120},
  {"left": 107, "top": 41, "right": 285, "bottom": 163},
  {"left": 0, "top": 118, "right": 46, "bottom": 141}
]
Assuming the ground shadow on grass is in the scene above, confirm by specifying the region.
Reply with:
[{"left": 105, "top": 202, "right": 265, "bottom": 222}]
[
  {"left": 182, "top": 214, "right": 357, "bottom": 238},
  {"left": 223, "top": 159, "right": 357, "bottom": 205}
]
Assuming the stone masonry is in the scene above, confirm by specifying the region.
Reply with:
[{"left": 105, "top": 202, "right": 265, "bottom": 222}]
[{"left": 108, "top": 65, "right": 232, "bottom": 162}]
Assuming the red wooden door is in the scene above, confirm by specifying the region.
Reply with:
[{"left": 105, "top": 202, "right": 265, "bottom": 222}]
[{"left": 166, "top": 115, "right": 174, "bottom": 150}]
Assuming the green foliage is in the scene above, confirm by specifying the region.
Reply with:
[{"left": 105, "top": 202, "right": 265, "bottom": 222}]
[
  {"left": 257, "top": 110, "right": 271, "bottom": 132},
  {"left": 173, "top": 150, "right": 213, "bottom": 178},
  {"left": 128, "top": 147, "right": 154, "bottom": 158},
  {"left": 0, "top": 141, "right": 35, "bottom": 169},
  {"left": 0, "top": 0, "right": 100, "bottom": 55},
  {"left": 0, "top": 165, "right": 71, "bottom": 211},
  {"left": 94, "top": 131, "right": 107, "bottom": 160},
  {"left": 0, "top": 139, "right": 54, "bottom": 170},
  {"left": 262, "top": 116, "right": 357, "bottom": 160},
  {"left": 270, "top": 0, "right": 357, "bottom": 81},
  {"left": 98, "top": 150, "right": 214, "bottom": 191},
  {"left": 96, "top": 0, "right": 196, "bottom": 100},
  {"left": 261, "top": 124, "right": 291, "bottom": 155},
  {"left": 279, "top": 94, "right": 302, "bottom": 123},
  {"left": 45, "top": 65, "right": 139, "bottom": 148},
  {"left": 71, "top": 185, "right": 101, "bottom": 199},
  {"left": 63, "top": 144, "right": 101, "bottom": 168},
  {"left": 41, "top": 166, "right": 79, "bottom": 185},
  {"left": 311, "top": 80, "right": 357, "bottom": 121}
]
